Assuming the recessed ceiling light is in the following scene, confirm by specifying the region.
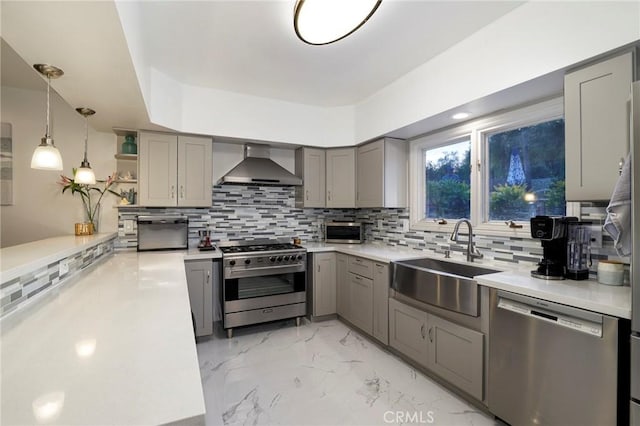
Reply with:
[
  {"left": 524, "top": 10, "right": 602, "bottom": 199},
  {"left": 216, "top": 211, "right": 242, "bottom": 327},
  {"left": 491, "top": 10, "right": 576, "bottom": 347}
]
[
  {"left": 452, "top": 112, "right": 470, "bottom": 120},
  {"left": 294, "top": 0, "right": 381, "bottom": 45}
]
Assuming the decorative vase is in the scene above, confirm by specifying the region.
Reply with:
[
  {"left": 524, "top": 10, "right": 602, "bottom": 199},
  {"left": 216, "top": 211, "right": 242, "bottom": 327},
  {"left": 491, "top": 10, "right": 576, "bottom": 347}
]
[
  {"left": 122, "top": 135, "right": 137, "bottom": 154},
  {"left": 75, "top": 222, "right": 94, "bottom": 236}
]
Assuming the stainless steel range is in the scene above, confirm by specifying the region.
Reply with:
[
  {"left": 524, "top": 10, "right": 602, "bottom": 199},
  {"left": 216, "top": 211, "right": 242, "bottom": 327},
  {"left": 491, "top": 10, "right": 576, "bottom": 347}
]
[{"left": 219, "top": 240, "right": 307, "bottom": 338}]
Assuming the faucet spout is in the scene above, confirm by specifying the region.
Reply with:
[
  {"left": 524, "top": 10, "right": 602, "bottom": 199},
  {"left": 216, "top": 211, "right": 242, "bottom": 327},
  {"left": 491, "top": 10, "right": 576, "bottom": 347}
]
[{"left": 450, "top": 219, "right": 483, "bottom": 262}]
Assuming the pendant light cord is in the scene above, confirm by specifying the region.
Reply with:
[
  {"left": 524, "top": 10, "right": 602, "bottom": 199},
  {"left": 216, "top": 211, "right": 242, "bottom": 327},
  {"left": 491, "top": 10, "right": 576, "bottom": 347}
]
[
  {"left": 45, "top": 75, "right": 51, "bottom": 139},
  {"left": 83, "top": 115, "right": 89, "bottom": 162}
]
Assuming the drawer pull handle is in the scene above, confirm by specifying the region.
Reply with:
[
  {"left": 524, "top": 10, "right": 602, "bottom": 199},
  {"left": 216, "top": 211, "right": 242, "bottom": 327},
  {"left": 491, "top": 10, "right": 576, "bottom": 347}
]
[{"left": 263, "top": 308, "right": 273, "bottom": 314}]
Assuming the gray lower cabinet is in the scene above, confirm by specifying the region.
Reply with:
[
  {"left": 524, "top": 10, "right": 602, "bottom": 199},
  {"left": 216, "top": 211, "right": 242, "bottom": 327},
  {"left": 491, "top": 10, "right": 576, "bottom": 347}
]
[
  {"left": 427, "top": 314, "right": 483, "bottom": 400},
  {"left": 389, "top": 297, "right": 429, "bottom": 366},
  {"left": 311, "top": 252, "right": 337, "bottom": 317},
  {"left": 185, "top": 259, "right": 214, "bottom": 337},
  {"left": 349, "top": 272, "right": 373, "bottom": 335},
  {"left": 372, "top": 262, "right": 389, "bottom": 345},
  {"left": 389, "top": 298, "right": 484, "bottom": 401},
  {"left": 336, "top": 253, "right": 350, "bottom": 321}
]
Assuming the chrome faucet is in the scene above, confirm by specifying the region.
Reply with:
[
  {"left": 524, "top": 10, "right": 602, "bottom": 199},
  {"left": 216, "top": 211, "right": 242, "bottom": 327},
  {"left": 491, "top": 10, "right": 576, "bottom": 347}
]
[{"left": 450, "top": 219, "right": 483, "bottom": 262}]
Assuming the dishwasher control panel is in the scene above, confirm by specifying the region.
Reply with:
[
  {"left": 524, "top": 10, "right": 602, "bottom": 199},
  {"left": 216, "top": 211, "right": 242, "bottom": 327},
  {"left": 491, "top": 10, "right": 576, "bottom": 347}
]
[{"left": 498, "top": 297, "right": 603, "bottom": 337}]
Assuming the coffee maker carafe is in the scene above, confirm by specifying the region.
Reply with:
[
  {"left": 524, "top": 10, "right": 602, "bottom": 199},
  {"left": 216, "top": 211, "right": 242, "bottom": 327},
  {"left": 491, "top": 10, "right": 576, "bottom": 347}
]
[
  {"left": 565, "top": 221, "right": 592, "bottom": 280},
  {"left": 530, "top": 215, "right": 578, "bottom": 280}
]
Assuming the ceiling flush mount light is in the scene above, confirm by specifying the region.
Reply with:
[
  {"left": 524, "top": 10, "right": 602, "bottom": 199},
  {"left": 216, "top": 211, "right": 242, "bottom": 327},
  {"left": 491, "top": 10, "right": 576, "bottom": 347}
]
[
  {"left": 294, "top": 0, "right": 382, "bottom": 45},
  {"left": 74, "top": 107, "right": 97, "bottom": 184},
  {"left": 452, "top": 112, "right": 470, "bottom": 120},
  {"left": 31, "top": 64, "right": 64, "bottom": 171}
]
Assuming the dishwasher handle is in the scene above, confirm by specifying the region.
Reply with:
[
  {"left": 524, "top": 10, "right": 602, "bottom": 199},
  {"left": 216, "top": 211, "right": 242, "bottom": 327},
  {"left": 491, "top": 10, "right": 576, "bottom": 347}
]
[{"left": 496, "top": 290, "right": 603, "bottom": 337}]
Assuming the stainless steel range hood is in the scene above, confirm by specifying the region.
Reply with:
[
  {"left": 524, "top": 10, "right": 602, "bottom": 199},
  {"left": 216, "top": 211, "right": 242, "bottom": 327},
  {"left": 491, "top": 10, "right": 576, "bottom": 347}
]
[{"left": 217, "top": 145, "right": 302, "bottom": 186}]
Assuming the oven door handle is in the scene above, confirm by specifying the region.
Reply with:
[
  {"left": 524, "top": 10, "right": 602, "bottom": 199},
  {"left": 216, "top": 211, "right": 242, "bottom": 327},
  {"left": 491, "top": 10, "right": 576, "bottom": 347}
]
[{"left": 225, "top": 264, "right": 305, "bottom": 279}]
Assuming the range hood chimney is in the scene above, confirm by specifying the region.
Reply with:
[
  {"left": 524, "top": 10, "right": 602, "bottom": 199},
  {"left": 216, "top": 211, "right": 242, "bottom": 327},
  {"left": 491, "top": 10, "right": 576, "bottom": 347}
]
[{"left": 217, "top": 145, "right": 303, "bottom": 186}]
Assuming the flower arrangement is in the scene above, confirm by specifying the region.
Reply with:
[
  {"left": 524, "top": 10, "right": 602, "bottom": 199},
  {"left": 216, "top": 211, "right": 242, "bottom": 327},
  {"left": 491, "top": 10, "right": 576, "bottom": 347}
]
[{"left": 58, "top": 169, "right": 120, "bottom": 233}]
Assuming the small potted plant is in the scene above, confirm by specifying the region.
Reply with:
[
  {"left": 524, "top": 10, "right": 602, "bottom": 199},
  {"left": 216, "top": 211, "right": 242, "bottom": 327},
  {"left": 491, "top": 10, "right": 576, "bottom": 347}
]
[{"left": 58, "top": 170, "right": 120, "bottom": 235}]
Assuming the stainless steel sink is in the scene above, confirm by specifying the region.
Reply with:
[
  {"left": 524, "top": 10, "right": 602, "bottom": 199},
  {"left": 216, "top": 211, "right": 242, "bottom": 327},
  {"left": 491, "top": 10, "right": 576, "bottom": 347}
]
[{"left": 391, "top": 258, "right": 499, "bottom": 317}]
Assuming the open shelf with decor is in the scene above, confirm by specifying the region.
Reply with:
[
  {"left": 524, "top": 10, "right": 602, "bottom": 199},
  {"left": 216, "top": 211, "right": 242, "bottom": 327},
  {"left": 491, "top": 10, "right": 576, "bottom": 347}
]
[{"left": 113, "top": 127, "right": 139, "bottom": 206}]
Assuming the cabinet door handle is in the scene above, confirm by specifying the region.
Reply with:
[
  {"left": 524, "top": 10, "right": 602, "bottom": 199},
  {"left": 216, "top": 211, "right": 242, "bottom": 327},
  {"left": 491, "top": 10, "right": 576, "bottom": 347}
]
[
  {"left": 619, "top": 157, "right": 625, "bottom": 175},
  {"left": 328, "top": 190, "right": 331, "bottom": 201},
  {"left": 171, "top": 185, "right": 175, "bottom": 199},
  {"left": 306, "top": 190, "right": 309, "bottom": 201},
  {"left": 420, "top": 324, "right": 426, "bottom": 339},
  {"left": 428, "top": 327, "right": 434, "bottom": 343},
  {"left": 180, "top": 185, "right": 185, "bottom": 198},
  {"left": 318, "top": 264, "right": 320, "bottom": 272},
  {"left": 206, "top": 270, "right": 210, "bottom": 283}
]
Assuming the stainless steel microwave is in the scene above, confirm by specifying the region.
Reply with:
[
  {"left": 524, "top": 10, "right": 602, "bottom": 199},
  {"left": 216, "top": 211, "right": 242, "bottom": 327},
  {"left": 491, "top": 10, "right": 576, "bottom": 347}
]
[{"left": 325, "top": 222, "right": 364, "bottom": 244}]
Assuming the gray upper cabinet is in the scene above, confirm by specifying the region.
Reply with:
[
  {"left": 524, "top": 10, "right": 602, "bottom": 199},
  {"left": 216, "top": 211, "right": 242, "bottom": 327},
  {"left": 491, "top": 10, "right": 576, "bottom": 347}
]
[
  {"left": 295, "top": 148, "right": 325, "bottom": 208},
  {"left": 356, "top": 138, "right": 408, "bottom": 208},
  {"left": 564, "top": 51, "right": 633, "bottom": 201},
  {"left": 326, "top": 148, "right": 356, "bottom": 208},
  {"left": 139, "top": 132, "right": 213, "bottom": 207}
]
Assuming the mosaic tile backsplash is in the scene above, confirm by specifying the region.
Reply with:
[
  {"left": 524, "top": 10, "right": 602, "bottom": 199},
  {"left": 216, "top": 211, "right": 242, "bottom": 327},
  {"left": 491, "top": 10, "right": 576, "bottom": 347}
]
[
  {"left": 117, "top": 186, "right": 626, "bottom": 275},
  {"left": 0, "top": 238, "right": 115, "bottom": 318}
]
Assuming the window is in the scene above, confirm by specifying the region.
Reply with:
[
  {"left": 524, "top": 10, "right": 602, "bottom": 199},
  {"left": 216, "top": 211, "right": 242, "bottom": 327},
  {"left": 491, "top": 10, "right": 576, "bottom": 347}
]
[
  {"left": 410, "top": 98, "right": 565, "bottom": 235},
  {"left": 425, "top": 138, "right": 470, "bottom": 220},
  {"left": 485, "top": 119, "right": 566, "bottom": 222}
]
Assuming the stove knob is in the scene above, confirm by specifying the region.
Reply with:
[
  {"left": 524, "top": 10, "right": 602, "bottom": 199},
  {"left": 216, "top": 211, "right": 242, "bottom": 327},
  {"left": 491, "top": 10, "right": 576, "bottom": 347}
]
[
  {"left": 283, "top": 255, "right": 290, "bottom": 261},
  {"left": 244, "top": 259, "right": 251, "bottom": 265},
  {"left": 277, "top": 256, "right": 283, "bottom": 262},
  {"left": 229, "top": 260, "right": 236, "bottom": 266},
  {"left": 297, "top": 255, "right": 303, "bottom": 260},
  {"left": 269, "top": 256, "right": 276, "bottom": 262}
]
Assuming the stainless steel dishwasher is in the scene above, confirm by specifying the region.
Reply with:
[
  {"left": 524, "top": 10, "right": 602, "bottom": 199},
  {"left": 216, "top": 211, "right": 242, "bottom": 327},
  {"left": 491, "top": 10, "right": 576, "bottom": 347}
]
[{"left": 488, "top": 289, "right": 628, "bottom": 426}]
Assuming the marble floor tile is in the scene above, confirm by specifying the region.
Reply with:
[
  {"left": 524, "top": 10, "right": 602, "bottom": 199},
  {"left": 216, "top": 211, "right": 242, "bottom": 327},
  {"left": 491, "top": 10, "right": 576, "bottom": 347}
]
[{"left": 196, "top": 319, "right": 499, "bottom": 426}]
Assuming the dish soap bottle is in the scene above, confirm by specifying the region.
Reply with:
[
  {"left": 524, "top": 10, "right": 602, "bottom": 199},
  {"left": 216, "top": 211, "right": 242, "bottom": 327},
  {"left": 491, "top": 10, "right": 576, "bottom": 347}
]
[{"left": 122, "top": 135, "right": 137, "bottom": 154}]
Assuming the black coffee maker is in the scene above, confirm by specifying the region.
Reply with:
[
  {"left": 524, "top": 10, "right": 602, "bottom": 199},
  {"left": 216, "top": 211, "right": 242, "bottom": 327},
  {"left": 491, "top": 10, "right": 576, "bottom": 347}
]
[{"left": 530, "top": 215, "right": 578, "bottom": 280}]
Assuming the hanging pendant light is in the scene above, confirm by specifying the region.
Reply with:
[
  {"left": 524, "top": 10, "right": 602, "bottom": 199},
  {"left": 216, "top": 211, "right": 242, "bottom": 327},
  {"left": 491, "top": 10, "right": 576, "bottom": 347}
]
[
  {"left": 293, "top": 0, "right": 381, "bottom": 45},
  {"left": 74, "top": 107, "right": 96, "bottom": 185},
  {"left": 31, "top": 64, "right": 64, "bottom": 170}
]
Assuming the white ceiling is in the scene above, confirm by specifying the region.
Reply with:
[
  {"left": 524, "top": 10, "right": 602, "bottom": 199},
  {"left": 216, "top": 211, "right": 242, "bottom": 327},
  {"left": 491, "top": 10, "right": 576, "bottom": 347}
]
[
  {"left": 1, "top": 0, "right": 523, "bottom": 135},
  {"left": 135, "top": 0, "right": 522, "bottom": 106}
]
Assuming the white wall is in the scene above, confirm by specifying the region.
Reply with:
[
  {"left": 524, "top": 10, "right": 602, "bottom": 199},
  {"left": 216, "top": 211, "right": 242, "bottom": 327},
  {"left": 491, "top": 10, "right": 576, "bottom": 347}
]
[
  {"left": 120, "top": 1, "right": 639, "bottom": 148},
  {"left": 178, "top": 78, "right": 355, "bottom": 148},
  {"left": 355, "top": 1, "right": 640, "bottom": 143},
  {"left": 0, "top": 86, "right": 118, "bottom": 247}
]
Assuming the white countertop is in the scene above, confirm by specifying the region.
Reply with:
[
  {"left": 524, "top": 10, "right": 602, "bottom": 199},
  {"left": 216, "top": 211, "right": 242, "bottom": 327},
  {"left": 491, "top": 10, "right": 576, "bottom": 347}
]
[
  {"left": 1, "top": 251, "right": 206, "bottom": 425},
  {"left": 0, "top": 233, "right": 117, "bottom": 283},
  {"left": 476, "top": 271, "right": 632, "bottom": 319},
  {"left": 183, "top": 246, "right": 223, "bottom": 260},
  {"left": 303, "top": 242, "right": 631, "bottom": 318},
  {"left": 302, "top": 242, "right": 428, "bottom": 263}
]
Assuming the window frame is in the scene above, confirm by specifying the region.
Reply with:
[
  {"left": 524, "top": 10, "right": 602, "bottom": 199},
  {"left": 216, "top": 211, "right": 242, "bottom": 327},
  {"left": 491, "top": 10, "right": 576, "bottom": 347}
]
[{"left": 409, "top": 97, "right": 572, "bottom": 237}]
